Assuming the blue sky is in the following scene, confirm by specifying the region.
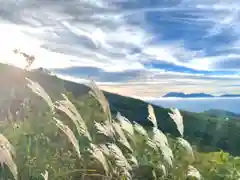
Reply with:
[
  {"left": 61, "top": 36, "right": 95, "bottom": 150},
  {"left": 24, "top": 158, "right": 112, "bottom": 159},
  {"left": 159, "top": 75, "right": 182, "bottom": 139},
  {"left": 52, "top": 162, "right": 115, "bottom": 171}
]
[{"left": 0, "top": 0, "right": 240, "bottom": 98}]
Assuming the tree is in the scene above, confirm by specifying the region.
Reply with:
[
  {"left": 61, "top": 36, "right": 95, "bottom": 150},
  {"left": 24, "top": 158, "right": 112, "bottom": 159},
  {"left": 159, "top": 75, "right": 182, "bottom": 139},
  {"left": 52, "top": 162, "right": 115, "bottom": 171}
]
[{"left": 13, "top": 49, "right": 35, "bottom": 70}]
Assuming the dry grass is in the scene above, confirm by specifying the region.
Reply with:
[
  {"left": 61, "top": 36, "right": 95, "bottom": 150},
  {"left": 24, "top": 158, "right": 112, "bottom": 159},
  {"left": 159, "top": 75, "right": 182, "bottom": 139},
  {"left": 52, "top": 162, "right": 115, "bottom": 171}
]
[
  {"left": 1, "top": 78, "right": 205, "bottom": 180},
  {"left": 23, "top": 78, "right": 202, "bottom": 180}
]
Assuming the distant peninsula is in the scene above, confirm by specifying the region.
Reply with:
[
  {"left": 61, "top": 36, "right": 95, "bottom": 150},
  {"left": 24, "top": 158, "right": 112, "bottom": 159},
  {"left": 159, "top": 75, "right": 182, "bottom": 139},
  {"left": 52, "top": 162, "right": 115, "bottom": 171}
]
[{"left": 163, "top": 92, "right": 240, "bottom": 98}]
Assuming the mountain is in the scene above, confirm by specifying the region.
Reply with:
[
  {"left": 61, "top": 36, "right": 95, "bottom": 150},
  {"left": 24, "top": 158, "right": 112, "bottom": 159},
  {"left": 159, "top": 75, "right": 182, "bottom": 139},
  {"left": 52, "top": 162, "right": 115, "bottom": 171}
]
[
  {"left": 1, "top": 63, "right": 240, "bottom": 156},
  {"left": 163, "top": 92, "right": 240, "bottom": 98},
  {"left": 204, "top": 109, "right": 240, "bottom": 120},
  {"left": 163, "top": 92, "right": 214, "bottom": 98},
  {"left": 220, "top": 94, "right": 240, "bottom": 97}
]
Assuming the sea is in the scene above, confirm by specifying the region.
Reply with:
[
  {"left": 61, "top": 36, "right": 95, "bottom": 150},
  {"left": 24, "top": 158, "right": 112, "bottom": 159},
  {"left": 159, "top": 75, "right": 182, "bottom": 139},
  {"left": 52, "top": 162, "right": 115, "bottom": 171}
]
[{"left": 148, "top": 97, "right": 240, "bottom": 114}]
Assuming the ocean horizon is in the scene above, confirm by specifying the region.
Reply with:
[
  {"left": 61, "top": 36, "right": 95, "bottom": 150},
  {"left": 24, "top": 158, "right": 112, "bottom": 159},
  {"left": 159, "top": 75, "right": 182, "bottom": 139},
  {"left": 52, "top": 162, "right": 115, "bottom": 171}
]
[{"left": 147, "top": 97, "right": 240, "bottom": 114}]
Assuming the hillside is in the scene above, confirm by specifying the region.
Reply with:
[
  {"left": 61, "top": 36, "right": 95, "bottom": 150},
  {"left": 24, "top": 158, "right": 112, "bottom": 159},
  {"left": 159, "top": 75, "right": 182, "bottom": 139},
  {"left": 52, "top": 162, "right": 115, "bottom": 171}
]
[
  {"left": 220, "top": 94, "right": 240, "bottom": 97},
  {"left": 163, "top": 92, "right": 240, "bottom": 98},
  {"left": 163, "top": 92, "right": 214, "bottom": 98},
  {"left": 204, "top": 109, "right": 240, "bottom": 120},
  {"left": 1, "top": 63, "right": 240, "bottom": 179},
  {"left": 1, "top": 63, "right": 240, "bottom": 157}
]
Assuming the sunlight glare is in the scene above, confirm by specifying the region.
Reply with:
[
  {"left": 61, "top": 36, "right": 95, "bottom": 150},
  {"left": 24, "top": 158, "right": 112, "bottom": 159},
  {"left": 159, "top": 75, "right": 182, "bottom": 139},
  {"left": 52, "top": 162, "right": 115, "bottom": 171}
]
[
  {"left": 0, "top": 22, "right": 43, "bottom": 69},
  {"left": 0, "top": 22, "right": 77, "bottom": 69}
]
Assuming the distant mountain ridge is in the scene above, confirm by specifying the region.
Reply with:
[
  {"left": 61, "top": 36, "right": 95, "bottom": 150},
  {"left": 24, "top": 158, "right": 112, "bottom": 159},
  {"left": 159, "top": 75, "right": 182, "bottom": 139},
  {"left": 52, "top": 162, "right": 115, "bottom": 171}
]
[
  {"left": 220, "top": 94, "right": 240, "bottom": 97},
  {"left": 163, "top": 92, "right": 240, "bottom": 98},
  {"left": 203, "top": 109, "right": 240, "bottom": 120}
]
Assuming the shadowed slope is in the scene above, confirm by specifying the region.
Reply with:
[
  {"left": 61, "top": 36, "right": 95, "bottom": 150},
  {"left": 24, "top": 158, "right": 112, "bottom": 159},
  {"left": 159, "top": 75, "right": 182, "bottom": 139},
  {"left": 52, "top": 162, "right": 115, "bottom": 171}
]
[{"left": 1, "top": 63, "right": 240, "bottom": 156}]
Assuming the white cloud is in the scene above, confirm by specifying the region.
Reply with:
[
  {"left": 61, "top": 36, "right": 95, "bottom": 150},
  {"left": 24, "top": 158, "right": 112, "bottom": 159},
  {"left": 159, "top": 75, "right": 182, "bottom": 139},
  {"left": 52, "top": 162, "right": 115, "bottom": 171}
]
[
  {"left": 55, "top": 69, "right": 240, "bottom": 98},
  {"left": 0, "top": 0, "right": 240, "bottom": 97}
]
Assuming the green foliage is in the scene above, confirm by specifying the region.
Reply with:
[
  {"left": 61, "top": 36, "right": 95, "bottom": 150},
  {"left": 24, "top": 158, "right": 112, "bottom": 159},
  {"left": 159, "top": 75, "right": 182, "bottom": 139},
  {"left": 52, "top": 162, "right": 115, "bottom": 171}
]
[{"left": 0, "top": 63, "right": 240, "bottom": 180}]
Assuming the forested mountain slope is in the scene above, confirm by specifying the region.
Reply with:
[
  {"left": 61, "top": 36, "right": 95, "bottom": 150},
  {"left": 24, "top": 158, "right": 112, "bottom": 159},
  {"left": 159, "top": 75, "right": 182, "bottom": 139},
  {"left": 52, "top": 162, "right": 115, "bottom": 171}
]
[{"left": 1, "top": 63, "right": 240, "bottom": 156}]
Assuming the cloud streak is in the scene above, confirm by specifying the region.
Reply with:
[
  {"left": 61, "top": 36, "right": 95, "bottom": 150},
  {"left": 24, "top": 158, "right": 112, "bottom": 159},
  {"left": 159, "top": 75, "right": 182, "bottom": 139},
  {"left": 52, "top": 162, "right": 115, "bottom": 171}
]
[{"left": 0, "top": 0, "right": 239, "bottom": 98}]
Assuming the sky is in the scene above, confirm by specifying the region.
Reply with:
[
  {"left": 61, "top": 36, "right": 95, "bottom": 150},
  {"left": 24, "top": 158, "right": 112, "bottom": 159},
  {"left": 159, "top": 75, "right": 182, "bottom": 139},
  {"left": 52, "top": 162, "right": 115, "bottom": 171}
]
[{"left": 0, "top": 0, "right": 240, "bottom": 99}]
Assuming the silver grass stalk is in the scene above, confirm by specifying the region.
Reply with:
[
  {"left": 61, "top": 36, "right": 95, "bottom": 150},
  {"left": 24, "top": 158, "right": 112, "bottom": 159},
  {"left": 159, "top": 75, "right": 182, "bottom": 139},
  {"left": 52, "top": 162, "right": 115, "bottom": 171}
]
[
  {"left": 128, "top": 155, "right": 138, "bottom": 167},
  {"left": 61, "top": 94, "right": 78, "bottom": 113},
  {"left": 88, "top": 80, "right": 112, "bottom": 122},
  {"left": 168, "top": 108, "right": 184, "bottom": 136},
  {"left": 152, "top": 169, "right": 157, "bottom": 180},
  {"left": 113, "top": 122, "right": 133, "bottom": 152},
  {"left": 152, "top": 127, "right": 169, "bottom": 148},
  {"left": 0, "top": 134, "right": 16, "bottom": 157},
  {"left": 94, "top": 121, "right": 114, "bottom": 138},
  {"left": 158, "top": 164, "right": 166, "bottom": 177},
  {"left": 147, "top": 138, "right": 158, "bottom": 150},
  {"left": 108, "top": 143, "right": 132, "bottom": 171},
  {"left": 147, "top": 104, "right": 158, "bottom": 128},
  {"left": 13, "top": 123, "right": 20, "bottom": 130},
  {"left": 55, "top": 101, "right": 91, "bottom": 141},
  {"left": 89, "top": 143, "right": 109, "bottom": 173},
  {"left": 0, "top": 145, "right": 17, "bottom": 180},
  {"left": 187, "top": 165, "right": 201, "bottom": 180},
  {"left": 123, "top": 169, "right": 132, "bottom": 180},
  {"left": 116, "top": 112, "right": 134, "bottom": 137},
  {"left": 152, "top": 128, "right": 173, "bottom": 167},
  {"left": 54, "top": 117, "right": 81, "bottom": 159},
  {"left": 41, "top": 170, "right": 48, "bottom": 180},
  {"left": 54, "top": 94, "right": 92, "bottom": 141},
  {"left": 161, "top": 145, "right": 173, "bottom": 167},
  {"left": 98, "top": 144, "right": 111, "bottom": 156},
  {"left": 177, "top": 137, "right": 195, "bottom": 160},
  {"left": 133, "top": 121, "right": 148, "bottom": 138},
  {"left": 25, "top": 78, "right": 54, "bottom": 111}
]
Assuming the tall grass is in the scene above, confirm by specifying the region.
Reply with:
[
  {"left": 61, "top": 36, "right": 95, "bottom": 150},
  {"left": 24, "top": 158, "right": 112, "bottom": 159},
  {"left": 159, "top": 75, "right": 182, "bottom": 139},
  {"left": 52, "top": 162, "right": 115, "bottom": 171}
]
[{"left": 1, "top": 77, "right": 239, "bottom": 179}]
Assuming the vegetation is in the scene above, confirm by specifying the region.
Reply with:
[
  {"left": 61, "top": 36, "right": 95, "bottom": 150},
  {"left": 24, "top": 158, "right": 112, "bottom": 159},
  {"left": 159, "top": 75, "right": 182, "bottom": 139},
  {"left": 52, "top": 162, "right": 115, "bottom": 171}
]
[{"left": 0, "top": 61, "right": 239, "bottom": 179}]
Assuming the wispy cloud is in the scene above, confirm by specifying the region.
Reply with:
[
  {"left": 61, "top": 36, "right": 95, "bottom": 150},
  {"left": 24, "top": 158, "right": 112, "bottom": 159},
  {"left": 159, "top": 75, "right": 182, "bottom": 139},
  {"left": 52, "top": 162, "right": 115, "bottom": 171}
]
[{"left": 0, "top": 0, "right": 239, "bottom": 98}]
